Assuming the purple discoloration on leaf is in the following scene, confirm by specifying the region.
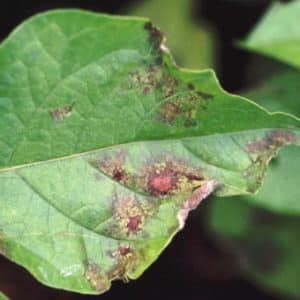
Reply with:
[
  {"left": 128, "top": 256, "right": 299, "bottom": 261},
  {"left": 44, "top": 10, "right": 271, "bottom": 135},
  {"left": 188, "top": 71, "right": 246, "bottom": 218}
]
[
  {"left": 143, "top": 158, "right": 204, "bottom": 197},
  {"left": 148, "top": 168, "right": 177, "bottom": 195},
  {"left": 126, "top": 215, "right": 142, "bottom": 233},
  {"left": 247, "top": 130, "right": 297, "bottom": 153},
  {"left": 177, "top": 180, "right": 218, "bottom": 229},
  {"left": 95, "top": 151, "right": 130, "bottom": 185},
  {"left": 247, "top": 139, "right": 270, "bottom": 153},
  {"left": 269, "top": 130, "right": 296, "bottom": 144}
]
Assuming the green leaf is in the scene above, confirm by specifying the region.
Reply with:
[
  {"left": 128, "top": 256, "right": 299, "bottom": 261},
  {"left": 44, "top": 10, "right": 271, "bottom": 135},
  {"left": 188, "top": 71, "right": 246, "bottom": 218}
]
[
  {"left": 242, "top": 70, "right": 300, "bottom": 214},
  {"left": 125, "top": 0, "right": 215, "bottom": 69},
  {"left": 242, "top": 1, "right": 300, "bottom": 68},
  {"left": 0, "top": 292, "right": 9, "bottom": 300},
  {"left": 209, "top": 196, "right": 300, "bottom": 298},
  {"left": 0, "top": 10, "right": 299, "bottom": 294},
  {"left": 244, "top": 69, "right": 300, "bottom": 117}
]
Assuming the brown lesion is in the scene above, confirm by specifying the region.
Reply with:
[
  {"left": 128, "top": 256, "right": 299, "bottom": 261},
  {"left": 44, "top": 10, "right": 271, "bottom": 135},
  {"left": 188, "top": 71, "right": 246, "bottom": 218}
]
[
  {"left": 93, "top": 150, "right": 131, "bottom": 186},
  {"left": 49, "top": 103, "right": 74, "bottom": 121},
  {"left": 158, "top": 96, "right": 195, "bottom": 126},
  {"left": 247, "top": 130, "right": 297, "bottom": 154},
  {"left": 111, "top": 196, "right": 154, "bottom": 237},
  {"left": 162, "top": 74, "right": 179, "bottom": 98},
  {"left": 244, "top": 130, "right": 297, "bottom": 192},
  {"left": 130, "top": 64, "right": 161, "bottom": 95},
  {"left": 159, "top": 101, "right": 181, "bottom": 123},
  {"left": 108, "top": 245, "right": 139, "bottom": 282},
  {"left": 85, "top": 261, "right": 110, "bottom": 292},
  {"left": 157, "top": 80, "right": 211, "bottom": 127},
  {"left": 144, "top": 21, "right": 164, "bottom": 49}
]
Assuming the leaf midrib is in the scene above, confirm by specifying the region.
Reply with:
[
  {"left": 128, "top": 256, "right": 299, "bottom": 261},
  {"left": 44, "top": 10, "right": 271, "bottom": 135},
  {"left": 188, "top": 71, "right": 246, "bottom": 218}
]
[{"left": 1, "top": 127, "right": 298, "bottom": 173}]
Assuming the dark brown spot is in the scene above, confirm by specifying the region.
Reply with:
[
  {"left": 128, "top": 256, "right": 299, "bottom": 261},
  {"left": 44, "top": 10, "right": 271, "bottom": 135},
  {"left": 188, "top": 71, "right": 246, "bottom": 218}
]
[
  {"left": 95, "top": 151, "right": 130, "bottom": 185},
  {"left": 112, "top": 169, "right": 126, "bottom": 182},
  {"left": 196, "top": 91, "right": 214, "bottom": 100},
  {"left": 50, "top": 104, "right": 74, "bottom": 121},
  {"left": 143, "top": 86, "right": 151, "bottom": 94},
  {"left": 144, "top": 22, "right": 164, "bottom": 47},
  {"left": 187, "top": 83, "right": 195, "bottom": 90}
]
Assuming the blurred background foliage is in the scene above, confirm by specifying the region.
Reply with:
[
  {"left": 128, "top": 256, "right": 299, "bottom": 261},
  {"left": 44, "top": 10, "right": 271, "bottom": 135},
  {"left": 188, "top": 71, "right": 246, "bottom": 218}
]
[{"left": 0, "top": 0, "right": 299, "bottom": 299}]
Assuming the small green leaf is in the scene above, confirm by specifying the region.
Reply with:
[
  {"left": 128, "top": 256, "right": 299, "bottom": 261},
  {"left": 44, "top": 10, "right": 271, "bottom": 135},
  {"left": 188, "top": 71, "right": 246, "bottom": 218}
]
[
  {"left": 0, "top": 10, "right": 299, "bottom": 295},
  {"left": 242, "top": 1, "right": 300, "bottom": 68},
  {"left": 0, "top": 292, "right": 9, "bottom": 300},
  {"left": 244, "top": 69, "right": 300, "bottom": 116}
]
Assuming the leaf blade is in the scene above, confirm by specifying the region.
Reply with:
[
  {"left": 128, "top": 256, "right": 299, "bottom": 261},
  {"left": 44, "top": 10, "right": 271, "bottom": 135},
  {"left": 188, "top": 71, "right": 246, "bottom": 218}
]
[
  {"left": 242, "top": 1, "right": 300, "bottom": 68},
  {"left": 0, "top": 9, "right": 299, "bottom": 294}
]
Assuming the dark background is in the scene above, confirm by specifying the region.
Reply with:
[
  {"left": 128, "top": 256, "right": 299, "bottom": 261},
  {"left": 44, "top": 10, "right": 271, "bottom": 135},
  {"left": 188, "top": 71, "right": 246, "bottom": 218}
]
[{"left": 0, "top": 1, "right": 290, "bottom": 299}]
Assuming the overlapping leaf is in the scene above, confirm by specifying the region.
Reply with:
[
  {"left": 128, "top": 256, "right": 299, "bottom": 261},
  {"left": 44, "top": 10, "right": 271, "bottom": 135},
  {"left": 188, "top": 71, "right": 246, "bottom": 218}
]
[
  {"left": 209, "top": 1, "right": 300, "bottom": 295},
  {"left": 0, "top": 10, "right": 299, "bottom": 294},
  {"left": 242, "top": 1, "right": 300, "bottom": 68},
  {"left": 209, "top": 69, "right": 300, "bottom": 296}
]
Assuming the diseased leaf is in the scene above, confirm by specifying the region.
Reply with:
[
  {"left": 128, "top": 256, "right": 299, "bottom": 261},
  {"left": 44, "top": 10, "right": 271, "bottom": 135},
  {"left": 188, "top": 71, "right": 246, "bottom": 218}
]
[
  {"left": 242, "top": 1, "right": 300, "bottom": 68},
  {"left": 242, "top": 69, "right": 300, "bottom": 214},
  {"left": 209, "top": 196, "right": 300, "bottom": 298},
  {"left": 208, "top": 69, "right": 300, "bottom": 297},
  {"left": 0, "top": 10, "right": 299, "bottom": 294}
]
